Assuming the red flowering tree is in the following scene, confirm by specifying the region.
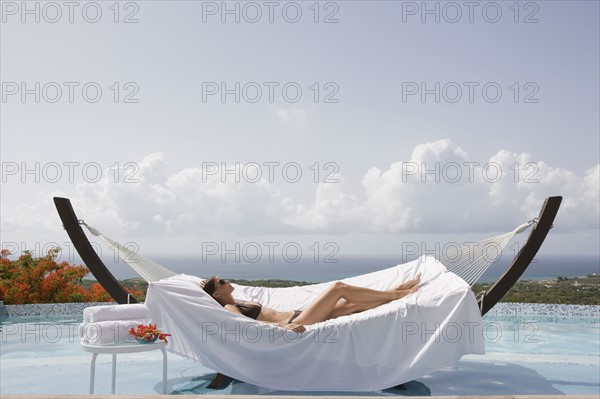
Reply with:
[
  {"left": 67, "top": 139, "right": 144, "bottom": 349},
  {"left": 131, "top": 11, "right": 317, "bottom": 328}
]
[
  {"left": 0, "top": 248, "right": 141, "bottom": 304},
  {"left": 88, "top": 282, "right": 114, "bottom": 302}
]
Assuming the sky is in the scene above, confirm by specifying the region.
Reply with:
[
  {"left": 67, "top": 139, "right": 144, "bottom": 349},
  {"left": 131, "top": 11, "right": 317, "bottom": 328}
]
[{"left": 1, "top": 1, "right": 599, "bottom": 268}]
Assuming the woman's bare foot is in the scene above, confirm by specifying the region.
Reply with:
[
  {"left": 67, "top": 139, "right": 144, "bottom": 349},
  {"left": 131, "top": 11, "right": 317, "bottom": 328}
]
[
  {"left": 385, "top": 273, "right": 421, "bottom": 300},
  {"left": 394, "top": 272, "right": 421, "bottom": 291},
  {"left": 392, "top": 287, "right": 419, "bottom": 300}
]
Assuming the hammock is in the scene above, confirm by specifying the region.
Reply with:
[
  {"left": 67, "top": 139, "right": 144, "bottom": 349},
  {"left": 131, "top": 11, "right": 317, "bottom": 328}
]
[
  {"left": 53, "top": 196, "right": 562, "bottom": 390},
  {"left": 75, "top": 218, "right": 530, "bottom": 390}
]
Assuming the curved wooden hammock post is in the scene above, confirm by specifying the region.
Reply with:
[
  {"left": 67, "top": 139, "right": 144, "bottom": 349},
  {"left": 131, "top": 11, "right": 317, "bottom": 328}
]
[
  {"left": 477, "top": 195, "right": 562, "bottom": 315},
  {"left": 54, "top": 197, "right": 138, "bottom": 304},
  {"left": 54, "top": 195, "right": 562, "bottom": 313}
]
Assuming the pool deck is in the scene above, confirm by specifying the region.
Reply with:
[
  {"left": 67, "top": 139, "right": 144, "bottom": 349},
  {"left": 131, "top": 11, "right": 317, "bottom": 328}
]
[
  {"left": 1, "top": 303, "right": 598, "bottom": 397},
  {"left": 2, "top": 349, "right": 598, "bottom": 396}
]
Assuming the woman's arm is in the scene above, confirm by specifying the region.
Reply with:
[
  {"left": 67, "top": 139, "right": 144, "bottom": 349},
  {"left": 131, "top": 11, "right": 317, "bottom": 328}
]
[{"left": 261, "top": 320, "right": 306, "bottom": 333}]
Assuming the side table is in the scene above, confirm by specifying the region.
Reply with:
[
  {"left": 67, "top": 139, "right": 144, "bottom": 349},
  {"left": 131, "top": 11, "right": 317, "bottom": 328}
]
[{"left": 80, "top": 341, "right": 167, "bottom": 394}]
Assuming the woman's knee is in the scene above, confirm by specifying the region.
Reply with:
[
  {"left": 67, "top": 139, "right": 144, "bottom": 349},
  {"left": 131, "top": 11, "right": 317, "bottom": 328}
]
[{"left": 329, "top": 281, "right": 348, "bottom": 296}]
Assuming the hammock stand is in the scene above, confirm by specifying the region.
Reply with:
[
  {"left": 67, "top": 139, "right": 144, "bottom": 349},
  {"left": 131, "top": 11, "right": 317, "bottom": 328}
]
[
  {"left": 54, "top": 196, "right": 561, "bottom": 390},
  {"left": 53, "top": 195, "right": 561, "bottom": 315}
]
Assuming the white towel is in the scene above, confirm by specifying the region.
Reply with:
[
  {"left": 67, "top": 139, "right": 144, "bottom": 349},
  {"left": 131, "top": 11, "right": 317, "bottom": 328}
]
[
  {"left": 83, "top": 304, "right": 150, "bottom": 323},
  {"left": 79, "top": 319, "right": 151, "bottom": 345},
  {"left": 145, "top": 256, "right": 486, "bottom": 391}
]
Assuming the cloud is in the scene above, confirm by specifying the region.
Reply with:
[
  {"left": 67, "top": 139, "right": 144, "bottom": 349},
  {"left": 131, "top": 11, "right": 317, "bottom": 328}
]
[
  {"left": 2, "top": 142, "right": 598, "bottom": 244},
  {"left": 280, "top": 175, "right": 362, "bottom": 232},
  {"left": 63, "top": 154, "right": 288, "bottom": 237},
  {"left": 274, "top": 105, "right": 308, "bottom": 134},
  {"left": 280, "top": 139, "right": 598, "bottom": 234}
]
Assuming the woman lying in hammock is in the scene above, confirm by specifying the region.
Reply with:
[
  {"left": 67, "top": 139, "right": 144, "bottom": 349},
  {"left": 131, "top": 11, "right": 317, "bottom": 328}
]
[{"left": 201, "top": 273, "right": 421, "bottom": 333}]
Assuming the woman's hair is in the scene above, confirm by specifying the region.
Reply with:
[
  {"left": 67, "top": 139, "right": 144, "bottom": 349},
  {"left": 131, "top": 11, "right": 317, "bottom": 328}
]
[{"left": 202, "top": 276, "right": 218, "bottom": 297}]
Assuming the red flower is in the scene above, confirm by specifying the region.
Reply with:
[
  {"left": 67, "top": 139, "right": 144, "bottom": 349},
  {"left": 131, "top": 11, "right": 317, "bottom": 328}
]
[{"left": 128, "top": 323, "right": 171, "bottom": 343}]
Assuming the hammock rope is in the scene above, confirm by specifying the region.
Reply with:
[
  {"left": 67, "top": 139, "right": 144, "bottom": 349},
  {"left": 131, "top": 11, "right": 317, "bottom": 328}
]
[
  {"left": 81, "top": 221, "right": 176, "bottom": 282},
  {"left": 438, "top": 220, "right": 536, "bottom": 286},
  {"left": 80, "top": 220, "right": 536, "bottom": 286}
]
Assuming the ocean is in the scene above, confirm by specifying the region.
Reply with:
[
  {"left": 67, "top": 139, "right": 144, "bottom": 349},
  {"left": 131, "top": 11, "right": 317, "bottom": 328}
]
[{"left": 96, "top": 253, "right": 600, "bottom": 284}]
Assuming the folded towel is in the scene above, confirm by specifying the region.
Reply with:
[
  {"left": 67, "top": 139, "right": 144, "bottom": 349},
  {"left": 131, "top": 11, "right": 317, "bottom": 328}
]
[
  {"left": 83, "top": 304, "right": 150, "bottom": 323},
  {"left": 79, "top": 319, "right": 151, "bottom": 345}
]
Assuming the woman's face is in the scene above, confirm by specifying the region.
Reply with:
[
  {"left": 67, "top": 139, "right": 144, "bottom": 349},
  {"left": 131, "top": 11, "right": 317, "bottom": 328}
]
[{"left": 212, "top": 277, "right": 233, "bottom": 297}]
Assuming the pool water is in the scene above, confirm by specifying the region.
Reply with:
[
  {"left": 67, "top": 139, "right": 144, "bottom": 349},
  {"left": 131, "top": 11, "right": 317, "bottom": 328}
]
[
  {"left": 482, "top": 314, "right": 599, "bottom": 357},
  {"left": 1, "top": 315, "right": 82, "bottom": 360},
  {"left": 1, "top": 306, "right": 599, "bottom": 396}
]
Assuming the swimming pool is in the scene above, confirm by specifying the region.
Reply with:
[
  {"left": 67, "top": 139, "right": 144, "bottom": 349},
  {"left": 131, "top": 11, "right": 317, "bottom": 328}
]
[{"left": 1, "top": 303, "right": 598, "bottom": 396}]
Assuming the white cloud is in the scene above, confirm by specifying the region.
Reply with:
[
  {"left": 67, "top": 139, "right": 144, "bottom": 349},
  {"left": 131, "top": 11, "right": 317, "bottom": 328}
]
[
  {"left": 274, "top": 105, "right": 308, "bottom": 134},
  {"left": 280, "top": 175, "right": 362, "bottom": 232},
  {"left": 2, "top": 142, "right": 598, "bottom": 246},
  {"left": 281, "top": 139, "right": 598, "bottom": 234}
]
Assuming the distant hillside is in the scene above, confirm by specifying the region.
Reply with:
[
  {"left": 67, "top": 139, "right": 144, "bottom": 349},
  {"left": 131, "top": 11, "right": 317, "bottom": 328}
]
[{"left": 84, "top": 276, "right": 599, "bottom": 305}]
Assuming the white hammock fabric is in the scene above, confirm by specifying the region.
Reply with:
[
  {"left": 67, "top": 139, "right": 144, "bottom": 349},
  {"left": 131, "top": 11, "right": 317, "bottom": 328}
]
[{"left": 144, "top": 256, "right": 485, "bottom": 391}]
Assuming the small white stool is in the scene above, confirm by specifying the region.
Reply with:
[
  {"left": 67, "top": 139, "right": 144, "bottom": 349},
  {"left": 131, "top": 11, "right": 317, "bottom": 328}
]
[{"left": 81, "top": 341, "right": 167, "bottom": 394}]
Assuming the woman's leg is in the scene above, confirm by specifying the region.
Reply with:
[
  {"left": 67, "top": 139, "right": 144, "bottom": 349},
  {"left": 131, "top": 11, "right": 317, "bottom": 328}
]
[
  {"left": 326, "top": 298, "right": 390, "bottom": 320},
  {"left": 292, "top": 279, "right": 419, "bottom": 325},
  {"left": 324, "top": 274, "right": 421, "bottom": 320}
]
